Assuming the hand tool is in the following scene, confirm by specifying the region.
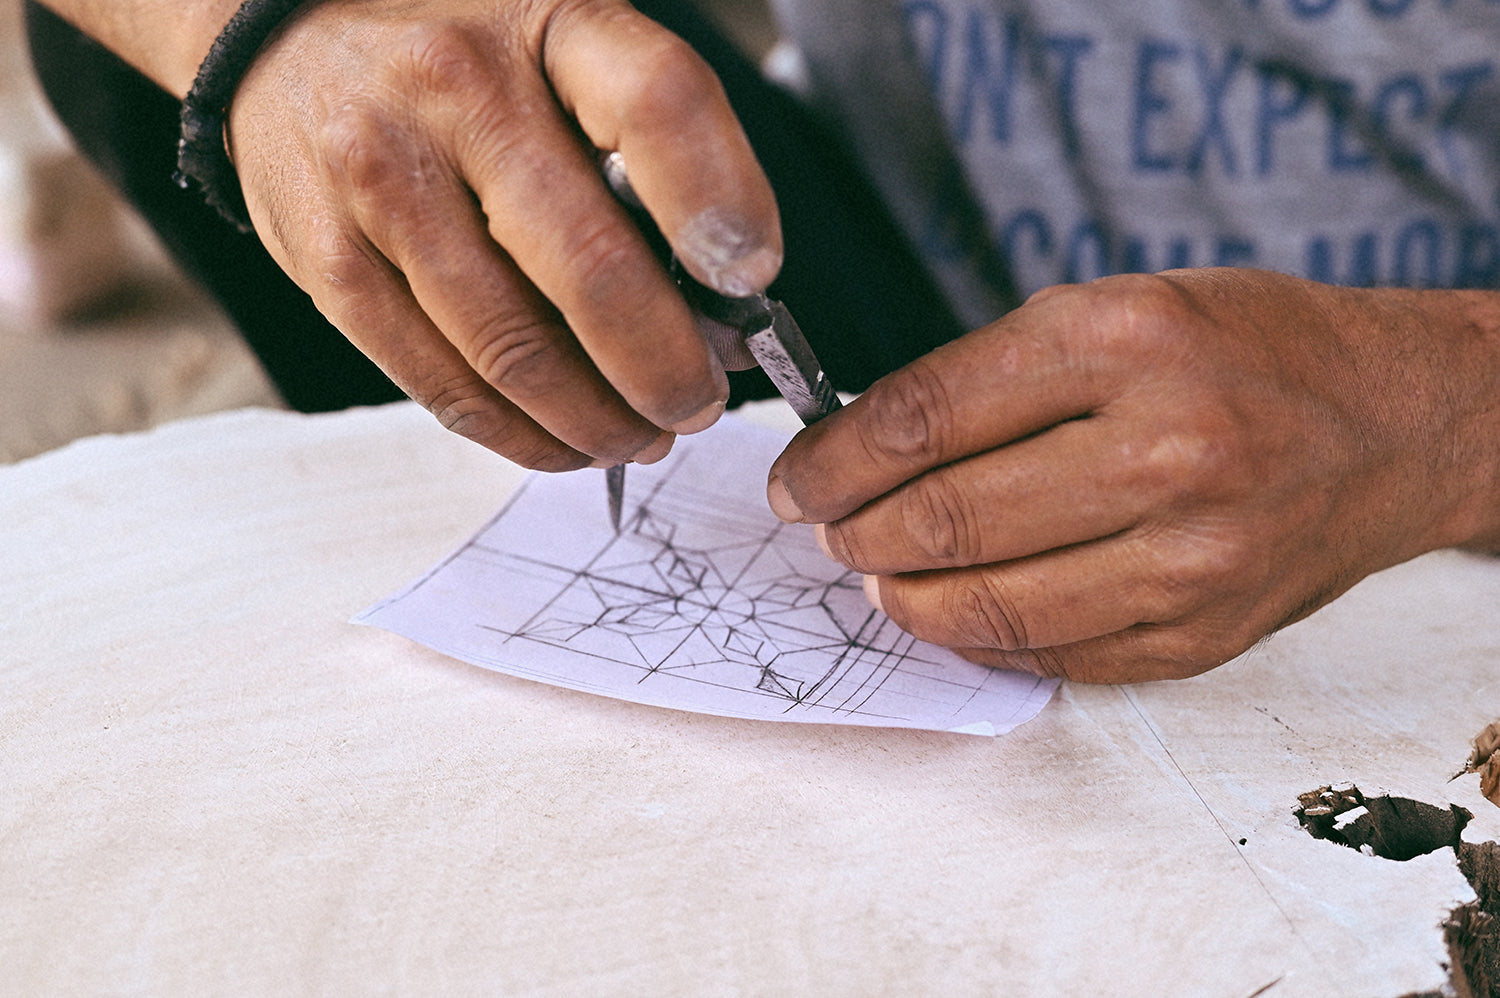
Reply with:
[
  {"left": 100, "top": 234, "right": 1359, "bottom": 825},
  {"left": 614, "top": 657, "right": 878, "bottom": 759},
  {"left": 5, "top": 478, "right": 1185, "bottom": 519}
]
[{"left": 600, "top": 151, "right": 841, "bottom": 531}]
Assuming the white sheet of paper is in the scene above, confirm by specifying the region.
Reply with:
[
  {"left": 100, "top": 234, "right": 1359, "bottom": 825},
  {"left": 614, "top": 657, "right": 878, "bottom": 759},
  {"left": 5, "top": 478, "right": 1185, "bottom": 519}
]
[{"left": 355, "top": 416, "right": 1058, "bottom": 735}]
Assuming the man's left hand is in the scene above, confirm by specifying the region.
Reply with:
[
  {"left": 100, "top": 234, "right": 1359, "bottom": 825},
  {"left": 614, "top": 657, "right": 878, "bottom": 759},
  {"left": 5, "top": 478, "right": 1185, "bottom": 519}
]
[{"left": 767, "top": 269, "right": 1500, "bottom": 683}]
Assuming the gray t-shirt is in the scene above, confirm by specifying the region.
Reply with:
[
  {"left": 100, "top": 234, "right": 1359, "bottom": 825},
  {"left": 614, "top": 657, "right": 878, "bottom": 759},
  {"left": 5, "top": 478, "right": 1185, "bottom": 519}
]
[{"left": 773, "top": 0, "right": 1500, "bottom": 314}]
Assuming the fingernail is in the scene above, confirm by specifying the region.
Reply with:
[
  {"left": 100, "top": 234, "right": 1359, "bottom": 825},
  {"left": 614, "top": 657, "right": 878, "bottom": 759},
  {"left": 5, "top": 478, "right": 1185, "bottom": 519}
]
[
  {"left": 589, "top": 456, "right": 616, "bottom": 470},
  {"left": 862, "top": 574, "right": 885, "bottom": 613},
  {"left": 670, "top": 399, "right": 725, "bottom": 436},
  {"left": 678, "top": 208, "right": 782, "bottom": 298},
  {"left": 766, "top": 474, "right": 803, "bottom": 523},
  {"left": 632, "top": 430, "right": 675, "bottom": 466},
  {"left": 814, "top": 523, "right": 833, "bottom": 558},
  {"left": 712, "top": 246, "right": 783, "bottom": 298}
]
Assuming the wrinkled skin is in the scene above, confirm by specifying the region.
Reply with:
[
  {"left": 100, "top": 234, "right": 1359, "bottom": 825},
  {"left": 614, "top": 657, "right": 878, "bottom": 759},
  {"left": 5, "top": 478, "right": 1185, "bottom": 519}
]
[
  {"left": 768, "top": 269, "right": 1500, "bottom": 683},
  {"left": 227, "top": 0, "right": 783, "bottom": 470}
]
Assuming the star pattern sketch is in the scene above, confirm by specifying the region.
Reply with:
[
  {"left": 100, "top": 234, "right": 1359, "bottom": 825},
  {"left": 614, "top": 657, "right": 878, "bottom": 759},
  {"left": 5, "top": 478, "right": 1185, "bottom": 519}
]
[{"left": 356, "top": 417, "right": 1058, "bottom": 734}]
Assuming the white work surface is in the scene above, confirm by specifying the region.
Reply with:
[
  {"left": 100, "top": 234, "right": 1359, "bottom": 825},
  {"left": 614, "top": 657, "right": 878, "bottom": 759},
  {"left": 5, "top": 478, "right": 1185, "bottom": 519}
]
[{"left": 3, "top": 401, "right": 1497, "bottom": 996}]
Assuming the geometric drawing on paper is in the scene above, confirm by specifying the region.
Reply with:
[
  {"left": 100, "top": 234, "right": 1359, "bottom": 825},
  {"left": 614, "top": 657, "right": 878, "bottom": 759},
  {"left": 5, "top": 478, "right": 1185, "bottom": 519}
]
[{"left": 356, "top": 415, "right": 1057, "bottom": 734}]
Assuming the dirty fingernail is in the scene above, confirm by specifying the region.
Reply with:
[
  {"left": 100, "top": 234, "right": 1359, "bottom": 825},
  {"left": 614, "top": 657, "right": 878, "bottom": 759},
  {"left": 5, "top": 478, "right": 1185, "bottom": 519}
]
[
  {"left": 862, "top": 574, "right": 885, "bottom": 613},
  {"left": 678, "top": 208, "right": 782, "bottom": 298},
  {"left": 713, "top": 246, "right": 783, "bottom": 298},
  {"left": 670, "top": 400, "right": 725, "bottom": 436},
  {"left": 766, "top": 474, "right": 803, "bottom": 523},
  {"left": 632, "top": 431, "right": 675, "bottom": 466}
]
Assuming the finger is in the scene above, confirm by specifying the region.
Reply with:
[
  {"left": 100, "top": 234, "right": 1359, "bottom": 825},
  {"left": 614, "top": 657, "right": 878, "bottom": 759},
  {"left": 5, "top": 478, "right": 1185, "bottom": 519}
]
[
  {"left": 768, "top": 280, "right": 1183, "bottom": 524},
  {"left": 1020, "top": 281, "right": 1075, "bottom": 308},
  {"left": 290, "top": 210, "right": 597, "bottom": 471},
  {"left": 820, "top": 416, "right": 1154, "bottom": 575},
  {"left": 414, "top": 22, "right": 727, "bottom": 433},
  {"left": 235, "top": 122, "right": 595, "bottom": 471},
  {"left": 698, "top": 314, "right": 759, "bottom": 372},
  {"left": 866, "top": 529, "right": 1224, "bottom": 654},
  {"left": 545, "top": 4, "right": 783, "bottom": 298},
  {"left": 318, "top": 104, "right": 667, "bottom": 465},
  {"left": 952, "top": 624, "right": 1251, "bottom": 684},
  {"left": 767, "top": 332, "right": 1095, "bottom": 524}
]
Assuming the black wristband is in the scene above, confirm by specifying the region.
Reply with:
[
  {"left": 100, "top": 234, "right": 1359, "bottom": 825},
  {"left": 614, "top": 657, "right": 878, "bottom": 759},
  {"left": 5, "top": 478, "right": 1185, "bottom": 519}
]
[{"left": 175, "top": 0, "right": 307, "bottom": 231}]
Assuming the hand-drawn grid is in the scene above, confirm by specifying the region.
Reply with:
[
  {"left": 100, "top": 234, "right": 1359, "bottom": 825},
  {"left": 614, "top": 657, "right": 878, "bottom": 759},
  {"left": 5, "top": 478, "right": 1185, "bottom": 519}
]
[{"left": 358, "top": 420, "right": 1056, "bottom": 732}]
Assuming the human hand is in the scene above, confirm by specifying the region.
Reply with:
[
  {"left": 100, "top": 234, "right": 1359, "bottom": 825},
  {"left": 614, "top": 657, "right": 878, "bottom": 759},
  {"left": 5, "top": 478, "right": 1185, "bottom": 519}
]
[
  {"left": 767, "top": 269, "right": 1500, "bottom": 682},
  {"left": 226, "top": 0, "right": 781, "bottom": 470}
]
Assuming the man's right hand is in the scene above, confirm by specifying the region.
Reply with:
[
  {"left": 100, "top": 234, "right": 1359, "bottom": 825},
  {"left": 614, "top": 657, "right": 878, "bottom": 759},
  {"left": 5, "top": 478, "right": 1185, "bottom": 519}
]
[{"left": 226, "top": 0, "right": 782, "bottom": 470}]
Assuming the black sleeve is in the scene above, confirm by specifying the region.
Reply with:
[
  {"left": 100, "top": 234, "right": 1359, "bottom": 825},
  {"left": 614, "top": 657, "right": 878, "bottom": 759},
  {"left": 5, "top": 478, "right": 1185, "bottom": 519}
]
[{"left": 24, "top": 0, "right": 963, "bottom": 412}]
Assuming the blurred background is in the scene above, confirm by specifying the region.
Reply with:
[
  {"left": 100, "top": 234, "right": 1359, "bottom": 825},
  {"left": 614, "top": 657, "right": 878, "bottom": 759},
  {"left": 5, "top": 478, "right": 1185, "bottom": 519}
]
[{"left": 0, "top": 2, "right": 280, "bottom": 464}]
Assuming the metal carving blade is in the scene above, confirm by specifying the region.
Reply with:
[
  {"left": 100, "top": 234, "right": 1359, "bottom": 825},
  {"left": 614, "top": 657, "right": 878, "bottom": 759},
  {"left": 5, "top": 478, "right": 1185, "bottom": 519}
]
[{"left": 606, "top": 463, "right": 625, "bottom": 533}]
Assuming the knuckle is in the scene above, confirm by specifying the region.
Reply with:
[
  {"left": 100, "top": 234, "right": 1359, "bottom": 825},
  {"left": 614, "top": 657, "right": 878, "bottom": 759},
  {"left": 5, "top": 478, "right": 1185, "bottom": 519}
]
[
  {"left": 1021, "top": 282, "right": 1074, "bottom": 308},
  {"left": 946, "top": 574, "right": 1028, "bottom": 650},
  {"left": 615, "top": 35, "right": 720, "bottom": 131},
  {"left": 420, "top": 375, "right": 497, "bottom": 440},
  {"left": 568, "top": 219, "right": 658, "bottom": 315},
  {"left": 420, "top": 375, "right": 580, "bottom": 471},
  {"left": 320, "top": 104, "right": 405, "bottom": 194},
  {"left": 822, "top": 518, "right": 886, "bottom": 575},
  {"left": 1107, "top": 271, "right": 1192, "bottom": 318},
  {"left": 1017, "top": 646, "right": 1070, "bottom": 680},
  {"left": 862, "top": 359, "right": 954, "bottom": 463},
  {"left": 1169, "top": 543, "right": 1235, "bottom": 594},
  {"left": 310, "top": 227, "right": 379, "bottom": 291},
  {"left": 1141, "top": 530, "right": 1244, "bottom": 615},
  {"left": 467, "top": 308, "right": 568, "bottom": 395},
  {"left": 400, "top": 23, "right": 492, "bottom": 97},
  {"left": 298, "top": 226, "right": 393, "bottom": 322},
  {"left": 1154, "top": 625, "right": 1250, "bottom": 679},
  {"left": 902, "top": 471, "right": 983, "bottom": 566},
  {"left": 1136, "top": 421, "right": 1236, "bottom": 502},
  {"left": 958, "top": 646, "right": 1068, "bottom": 680},
  {"left": 274, "top": 210, "right": 363, "bottom": 285},
  {"left": 1088, "top": 273, "right": 1196, "bottom": 359},
  {"left": 818, "top": 520, "right": 860, "bottom": 569}
]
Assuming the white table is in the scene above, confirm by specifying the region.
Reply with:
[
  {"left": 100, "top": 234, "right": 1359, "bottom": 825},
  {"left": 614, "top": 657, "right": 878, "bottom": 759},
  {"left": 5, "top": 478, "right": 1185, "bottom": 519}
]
[{"left": 3, "top": 402, "right": 1496, "bottom": 996}]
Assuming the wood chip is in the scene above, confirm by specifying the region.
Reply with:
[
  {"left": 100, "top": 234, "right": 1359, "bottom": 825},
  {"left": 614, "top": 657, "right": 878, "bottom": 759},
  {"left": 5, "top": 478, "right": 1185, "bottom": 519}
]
[{"left": 1465, "top": 722, "right": 1500, "bottom": 808}]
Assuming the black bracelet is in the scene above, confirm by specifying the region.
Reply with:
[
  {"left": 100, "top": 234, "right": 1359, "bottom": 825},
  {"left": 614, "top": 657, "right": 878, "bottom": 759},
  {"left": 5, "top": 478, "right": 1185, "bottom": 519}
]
[{"left": 175, "top": 0, "right": 308, "bottom": 231}]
